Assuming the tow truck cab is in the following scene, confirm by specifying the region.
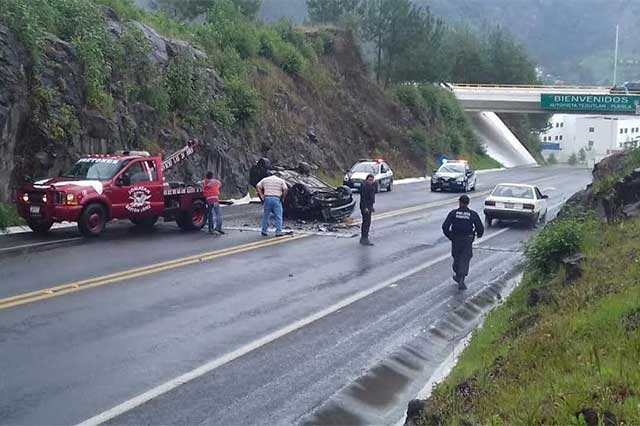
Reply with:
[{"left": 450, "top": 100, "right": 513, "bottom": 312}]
[{"left": 16, "top": 147, "right": 207, "bottom": 236}]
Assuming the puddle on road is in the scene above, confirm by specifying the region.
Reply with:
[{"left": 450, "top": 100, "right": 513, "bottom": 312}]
[{"left": 301, "top": 266, "right": 524, "bottom": 426}]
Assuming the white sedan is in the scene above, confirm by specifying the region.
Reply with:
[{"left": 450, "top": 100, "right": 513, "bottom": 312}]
[{"left": 483, "top": 183, "right": 549, "bottom": 227}]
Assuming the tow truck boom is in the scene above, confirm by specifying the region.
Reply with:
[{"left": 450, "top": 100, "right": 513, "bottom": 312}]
[{"left": 162, "top": 139, "right": 199, "bottom": 172}]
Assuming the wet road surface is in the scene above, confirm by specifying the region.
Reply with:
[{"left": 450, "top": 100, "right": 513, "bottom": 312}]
[{"left": 0, "top": 166, "right": 591, "bottom": 425}]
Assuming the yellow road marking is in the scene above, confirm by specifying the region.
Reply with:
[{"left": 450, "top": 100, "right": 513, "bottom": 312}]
[
  {"left": 0, "top": 173, "right": 564, "bottom": 311},
  {"left": 0, "top": 235, "right": 305, "bottom": 310}
]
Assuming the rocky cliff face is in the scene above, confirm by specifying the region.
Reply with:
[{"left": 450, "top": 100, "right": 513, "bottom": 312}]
[
  {"left": 560, "top": 151, "right": 640, "bottom": 222},
  {"left": 0, "top": 12, "right": 422, "bottom": 203}
]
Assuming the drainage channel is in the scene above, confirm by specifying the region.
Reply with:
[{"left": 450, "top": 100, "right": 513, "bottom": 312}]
[{"left": 300, "top": 263, "right": 525, "bottom": 426}]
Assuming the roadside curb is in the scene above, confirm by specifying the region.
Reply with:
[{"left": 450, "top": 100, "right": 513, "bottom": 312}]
[{"left": 300, "top": 262, "right": 526, "bottom": 426}]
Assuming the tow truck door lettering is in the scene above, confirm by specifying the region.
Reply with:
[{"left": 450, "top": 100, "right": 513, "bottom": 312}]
[{"left": 111, "top": 160, "right": 163, "bottom": 219}]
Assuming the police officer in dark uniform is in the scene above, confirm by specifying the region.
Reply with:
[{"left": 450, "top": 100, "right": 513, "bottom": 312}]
[{"left": 442, "top": 195, "right": 484, "bottom": 290}]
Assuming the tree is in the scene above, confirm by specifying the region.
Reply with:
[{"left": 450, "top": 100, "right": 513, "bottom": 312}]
[
  {"left": 155, "top": 0, "right": 262, "bottom": 20},
  {"left": 568, "top": 153, "right": 578, "bottom": 165},
  {"left": 306, "top": 0, "right": 360, "bottom": 24},
  {"left": 578, "top": 147, "right": 587, "bottom": 162},
  {"left": 547, "top": 153, "right": 558, "bottom": 165}
]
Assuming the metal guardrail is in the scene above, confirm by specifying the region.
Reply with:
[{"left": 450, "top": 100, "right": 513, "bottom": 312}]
[
  {"left": 446, "top": 82, "right": 640, "bottom": 94},
  {"left": 449, "top": 83, "right": 609, "bottom": 90}
]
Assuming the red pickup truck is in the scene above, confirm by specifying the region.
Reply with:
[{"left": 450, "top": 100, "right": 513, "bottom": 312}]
[{"left": 15, "top": 143, "right": 207, "bottom": 236}]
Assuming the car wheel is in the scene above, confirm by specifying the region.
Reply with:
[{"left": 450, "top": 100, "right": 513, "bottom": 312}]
[
  {"left": 529, "top": 214, "right": 539, "bottom": 229},
  {"left": 177, "top": 200, "right": 206, "bottom": 231},
  {"left": 27, "top": 219, "right": 53, "bottom": 234},
  {"left": 387, "top": 179, "right": 393, "bottom": 192},
  {"left": 485, "top": 215, "right": 492, "bottom": 228},
  {"left": 79, "top": 203, "right": 107, "bottom": 237},
  {"left": 374, "top": 182, "right": 380, "bottom": 193}
]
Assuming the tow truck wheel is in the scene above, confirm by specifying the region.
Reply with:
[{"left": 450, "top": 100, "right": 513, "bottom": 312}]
[
  {"left": 131, "top": 216, "right": 159, "bottom": 228},
  {"left": 79, "top": 203, "right": 107, "bottom": 237},
  {"left": 27, "top": 219, "right": 53, "bottom": 234},
  {"left": 177, "top": 199, "right": 206, "bottom": 231}
]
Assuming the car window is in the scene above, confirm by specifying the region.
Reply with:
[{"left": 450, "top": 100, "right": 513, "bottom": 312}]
[
  {"left": 351, "top": 163, "right": 377, "bottom": 174},
  {"left": 124, "top": 162, "right": 150, "bottom": 184},
  {"left": 535, "top": 187, "right": 544, "bottom": 199},
  {"left": 493, "top": 185, "right": 534, "bottom": 199},
  {"left": 380, "top": 164, "right": 387, "bottom": 173},
  {"left": 438, "top": 164, "right": 465, "bottom": 174}
]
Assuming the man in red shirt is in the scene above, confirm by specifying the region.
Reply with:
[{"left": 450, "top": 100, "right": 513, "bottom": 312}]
[{"left": 202, "top": 171, "right": 224, "bottom": 234}]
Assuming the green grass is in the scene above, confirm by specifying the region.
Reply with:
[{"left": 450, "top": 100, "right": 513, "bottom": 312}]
[
  {"left": 420, "top": 217, "right": 640, "bottom": 426},
  {"left": 469, "top": 153, "right": 503, "bottom": 170},
  {"left": 0, "top": 203, "right": 24, "bottom": 231}
]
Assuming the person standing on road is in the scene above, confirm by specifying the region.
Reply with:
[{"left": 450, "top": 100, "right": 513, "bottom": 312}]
[
  {"left": 359, "top": 174, "right": 376, "bottom": 246},
  {"left": 442, "top": 195, "right": 484, "bottom": 290},
  {"left": 202, "top": 171, "right": 224, "bottom": 235},
  {"left": 256, "top": 173, "right": 288, "bottom": 237}
]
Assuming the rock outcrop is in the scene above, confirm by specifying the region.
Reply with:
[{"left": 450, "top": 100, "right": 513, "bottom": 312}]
[{"left": 559, "top": 152, "right": 640, "bottom": 222}]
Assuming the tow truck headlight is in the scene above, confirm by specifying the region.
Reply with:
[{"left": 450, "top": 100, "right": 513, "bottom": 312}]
[
  {"left": 21, "top": 193, "right": 29, "bottom": 202},
  {"left": 65, "top": 193, "right": 79, "bottom": 205}
]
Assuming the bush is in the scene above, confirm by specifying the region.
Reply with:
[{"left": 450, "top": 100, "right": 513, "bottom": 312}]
[
  {"left": 224, "top": 78, "right": 259, "bottom": 125},
  {"left": 407, "top": 127, "right": 430, "bottom": 158},
  {"left": 568, "top": 152, "right": 578, "bottom": 165},
  {"left": 547, "top": 153, "right": 558, "bottom": 164},
  {"left": 525, "top": 217, "right": 594, "bottom": 275},
  {"left": 0, "top": 203, "right": 23, "bottom": 231},
  {"left": 279, "top": 43, "right": 306, "bottom": 74},
  {"left": 258, "top": 28, "right": 307, "bottom": 75}
]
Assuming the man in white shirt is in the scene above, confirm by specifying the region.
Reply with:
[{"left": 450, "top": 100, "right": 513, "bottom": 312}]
[{"left": 256, "top": 173, "right": 288, "bottom": 237}]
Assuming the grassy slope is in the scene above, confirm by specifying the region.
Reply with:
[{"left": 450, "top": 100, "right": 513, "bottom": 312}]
[
  {"left": 0, "top": 203, "right": 24, "bottom": 230},
  {"left": 420, "top": 219, "right": 640, "bottom": 425}
]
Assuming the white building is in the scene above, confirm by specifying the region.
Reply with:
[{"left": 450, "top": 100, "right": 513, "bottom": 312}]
[{"left": 540, "top": 114, "right": 640, "bottom": 164}]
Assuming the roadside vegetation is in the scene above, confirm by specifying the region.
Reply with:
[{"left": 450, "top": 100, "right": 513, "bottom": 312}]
[
  {"left": 0, "top": 203, "right": 24, "bottom": 231},
  {"left": 306, "top": 0, "right": 548, "bottom": 162},
  {"left": 0, "top": 0, "right": 327, "bottom": 128},
  {"left": 415, "top": 202, "right": 640, "bottom": 424},
  {"left": 0, "top": 0, "right": 525, "bottom": 192}
]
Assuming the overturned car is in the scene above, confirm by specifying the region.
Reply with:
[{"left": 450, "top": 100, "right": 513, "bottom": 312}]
[{"left": 249, "top": 158, "right": 356, "bottom": 221}]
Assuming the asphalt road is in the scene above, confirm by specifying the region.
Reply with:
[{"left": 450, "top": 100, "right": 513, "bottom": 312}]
[{"left": 0, "top": 166, "right": 591, "bottom": 425}]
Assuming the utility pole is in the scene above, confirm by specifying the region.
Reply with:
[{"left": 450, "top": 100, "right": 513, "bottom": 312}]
[{"left": 613, "top": 25, "right": 620, "bottom": 86}]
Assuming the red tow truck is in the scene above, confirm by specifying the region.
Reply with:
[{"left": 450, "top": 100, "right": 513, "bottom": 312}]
[{"left": 15, "top": 141, "right": 208, "bottom": 236}]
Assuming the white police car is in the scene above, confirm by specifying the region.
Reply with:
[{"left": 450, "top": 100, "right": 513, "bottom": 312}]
[{"left": 343, "top": 159, "right": 394, "bottom": 192}]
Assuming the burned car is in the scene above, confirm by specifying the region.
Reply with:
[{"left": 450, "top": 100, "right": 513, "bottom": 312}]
[{"left": 249, "top": 158, "right": 356, "bottom": 221}]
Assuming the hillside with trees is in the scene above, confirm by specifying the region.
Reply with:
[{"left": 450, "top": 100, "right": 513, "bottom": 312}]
[
  {"left": 0, "top": 0, "right": 500, "bottom": 221},
  {"left": 261, "top": 0, "right": 640, "bottom": 86}
]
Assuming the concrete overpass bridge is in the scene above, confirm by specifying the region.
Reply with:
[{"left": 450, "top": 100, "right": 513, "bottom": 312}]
[
  {"left": 441, "top": 83, "right": 640, "bottom": 167},
  {"left": 444, "top": 83, "right": 640, "bottom": 115}
]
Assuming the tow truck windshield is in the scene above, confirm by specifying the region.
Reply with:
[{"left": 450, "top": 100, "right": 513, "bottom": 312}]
[{"left": 62, "top": 158, "right": 126, "bottom": 180}]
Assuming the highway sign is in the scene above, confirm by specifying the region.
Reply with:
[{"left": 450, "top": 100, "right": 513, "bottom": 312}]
[{"left": 541, "top": 94, "right": 640, "bottom": 114}]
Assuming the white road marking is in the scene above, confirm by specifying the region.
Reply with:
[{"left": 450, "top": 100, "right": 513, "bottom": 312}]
[
  {"left": 0, "top": 237, "right": 84, "bottom": 253},
  {"left": 76, "top": 227, "right": 511, "bottom": 426}
]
